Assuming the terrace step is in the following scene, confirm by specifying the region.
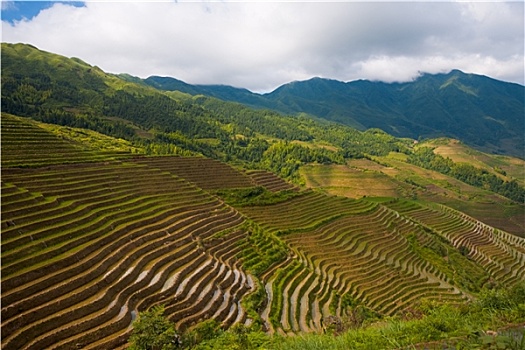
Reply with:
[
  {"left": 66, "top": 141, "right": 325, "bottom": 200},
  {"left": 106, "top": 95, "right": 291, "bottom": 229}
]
[
  {"left": 2, "top": 202, "right": 248, "bottom": 349},
  {"left": 247, "top": 170, "right": 298, "bottom": 192},
  {"left": 131, "top": 156, "right": 256, "bottom": 190}
]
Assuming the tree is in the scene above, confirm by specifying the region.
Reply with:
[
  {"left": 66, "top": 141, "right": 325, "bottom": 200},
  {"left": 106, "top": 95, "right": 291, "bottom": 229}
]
[{"left": 128, "top": 305, "right": 179, "bottom": 350}]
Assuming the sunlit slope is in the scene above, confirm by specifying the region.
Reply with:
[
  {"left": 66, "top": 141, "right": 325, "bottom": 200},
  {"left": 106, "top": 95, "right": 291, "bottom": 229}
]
[
  {"left": 1, "top": 114, "right": 134, "bottom": 167},
  {"left": 421, "top": 138, "right": 525, "bottom": 187},
  {"left": 301, "top": 154, "right": 525, "bottom": 236},
  {"left": 300, "top": 163, "right": 410, "bottom": 198},
  {"left": 233, "top": 192, "right": 523, "bottom": 335}
]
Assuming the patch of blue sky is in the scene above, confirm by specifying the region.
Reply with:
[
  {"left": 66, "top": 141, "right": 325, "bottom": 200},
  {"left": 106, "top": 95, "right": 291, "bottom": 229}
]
[{"left": 1, "top": 1, "right": 85, "bottom": 24}]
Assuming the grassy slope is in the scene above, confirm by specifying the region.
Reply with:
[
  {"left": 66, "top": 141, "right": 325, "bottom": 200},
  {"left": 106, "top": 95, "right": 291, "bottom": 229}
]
[
  {"left": 300, "top": 147, "right": 525, "bottom": 237},
  {"left": 422, "top": 138, "right": 525, "bottom": 187},
  {"left": 1, "top": 114, "right": 137, "bottom": 168}
]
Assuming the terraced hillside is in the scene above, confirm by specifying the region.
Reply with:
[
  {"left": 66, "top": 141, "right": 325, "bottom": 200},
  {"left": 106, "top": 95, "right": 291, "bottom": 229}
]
[
  {"left": 235, "top": 194, "right": 525, "bottom": 335},
  {"left": 1, "top": 119, "right": 258, "bottom": 349},
  {"left": 303, "top": 157, "right": 525, "bottom": 237},
  {"left": 247, "top": 170, "right": 299, "bottom": 193},
  {"left": 1, "top": 114, "right": 132, "bottom": 168},
  {"left": 131, "top": 156, "right": 255, "bottom": 190},
  {"left": 2, "top": 115, "right": 524, "bottom": 349},
  {"left": 236, "top": 194, "right": 467, "bottom": 334},
  {"left": 386, "top": 200, "right": 525, "bottom": 286},
  {"left": 1, "top": 159, "right": 260, "bottom": 349}
]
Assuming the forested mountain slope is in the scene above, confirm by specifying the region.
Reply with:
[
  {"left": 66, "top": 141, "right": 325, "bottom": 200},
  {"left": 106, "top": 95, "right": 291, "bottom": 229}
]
[{"left": 145, "top": 71, "right": 525, "bottom": 158}]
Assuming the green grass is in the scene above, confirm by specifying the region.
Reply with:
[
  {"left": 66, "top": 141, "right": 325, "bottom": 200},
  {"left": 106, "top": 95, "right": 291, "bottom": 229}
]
[{"left": 236, "top": 221, "right": 288, "bottom": 277}]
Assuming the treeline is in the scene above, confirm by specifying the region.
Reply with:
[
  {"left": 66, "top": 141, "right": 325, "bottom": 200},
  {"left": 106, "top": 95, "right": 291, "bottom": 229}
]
[
  {"left": 260, "top": 141, "right": 345, "bottom": 180},
  {"left": 193, "top": 97, "right": 314, "bottom": 141},
  {"left": 35, "top": 109, "right": 137, "bottom": 140},
  {"left": 409, "top": 147, "right": 525, "bottom": 203},
  {"left": 195, "top": 97, "right": 413, "bottom": 158}
]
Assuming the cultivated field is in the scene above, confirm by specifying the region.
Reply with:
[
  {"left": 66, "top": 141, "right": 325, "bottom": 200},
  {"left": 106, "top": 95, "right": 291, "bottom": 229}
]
[
  {"left": 301, "top": 156, "right": 525, "bottom": 236},
  {"left": 2, "top": 114, "right": 524, "bottom": 348}
]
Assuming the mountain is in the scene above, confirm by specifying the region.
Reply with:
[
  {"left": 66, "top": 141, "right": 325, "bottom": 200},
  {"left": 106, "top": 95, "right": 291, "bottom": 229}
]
[
  {"left": 2, "top": 43, "right": 525, "bottom": 349},
  {"left": 145, "top": 70, "right": 525, "bottom": 158},
  {"left": 142, "top": 75, "right": 277, "bottom": 109},
  {"left": 2, "top": 43, "right": 524, "bottom": 208},
  {"left": 0, "top": 42, "right": 412, "bottom": 174}
]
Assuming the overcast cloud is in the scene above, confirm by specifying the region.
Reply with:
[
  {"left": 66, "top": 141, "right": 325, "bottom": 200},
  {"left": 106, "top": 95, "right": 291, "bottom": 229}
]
[{"left": 2, "top": 1, "right": 523, "bottom": 92}]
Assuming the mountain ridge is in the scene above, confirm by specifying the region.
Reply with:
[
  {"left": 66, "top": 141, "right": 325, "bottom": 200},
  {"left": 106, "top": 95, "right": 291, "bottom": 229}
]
[
  {"left": 143, "top": 69, "right": 524, "bottom": 158},
  {"left": 2, "top": 42, "right": 523, "bottom": 159}
]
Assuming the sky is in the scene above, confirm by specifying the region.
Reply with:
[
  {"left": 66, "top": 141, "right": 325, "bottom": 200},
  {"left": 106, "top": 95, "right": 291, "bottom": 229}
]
[{"left": 1, "top": 1, "right": 524, "bottom": 93}]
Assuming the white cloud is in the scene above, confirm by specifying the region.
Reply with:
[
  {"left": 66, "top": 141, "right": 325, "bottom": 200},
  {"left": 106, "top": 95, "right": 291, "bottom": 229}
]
[
  {"left": 2, "top": 1, "right": 523, "bottom": 92},
  {"left": 353, "top": 54, "right": 525, "bottom": 84}
]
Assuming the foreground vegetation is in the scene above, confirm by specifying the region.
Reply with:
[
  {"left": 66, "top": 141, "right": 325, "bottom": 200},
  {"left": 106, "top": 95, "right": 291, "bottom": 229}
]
[{"left": 130, "top": 283, "right": 525, "bottom": 349}]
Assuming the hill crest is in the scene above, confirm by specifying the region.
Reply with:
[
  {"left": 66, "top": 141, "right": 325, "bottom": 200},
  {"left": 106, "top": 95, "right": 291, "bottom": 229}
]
[{"left": 144, "top": 69, "right": 524, "bottom": 158}]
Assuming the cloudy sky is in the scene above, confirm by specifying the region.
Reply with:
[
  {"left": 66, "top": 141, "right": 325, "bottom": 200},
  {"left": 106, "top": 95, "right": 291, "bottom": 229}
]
[{"left": 2, "top": 1, "right": 524, "bottom": 92}]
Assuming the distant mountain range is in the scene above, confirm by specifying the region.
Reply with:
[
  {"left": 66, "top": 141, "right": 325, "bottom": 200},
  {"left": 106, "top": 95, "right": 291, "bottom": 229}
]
[
  {"left": 141, "top": 70, "right": 524, "bottom": 158},
  {"left": 1, "top": 42, "right": 523, "bottom": 158}
]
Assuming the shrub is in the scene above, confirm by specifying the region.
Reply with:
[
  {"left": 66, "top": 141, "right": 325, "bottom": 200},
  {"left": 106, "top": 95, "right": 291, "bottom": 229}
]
[
  {"left": 181, "top": 319, "right": 223, "bottom": 349},
  {"left": 128, "top": 305, "right": 179, "bottom": 350}
]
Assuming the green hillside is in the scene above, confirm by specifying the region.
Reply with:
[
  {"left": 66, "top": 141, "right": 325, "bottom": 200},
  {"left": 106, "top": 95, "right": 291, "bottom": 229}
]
[
  {"left": 0, "top": 43, "right": 413, "bottom": 179},
  {"left": 145, "top": 71, "right": 525, "bottom": 158},
  {"left": 1, "top": 43, "right": 524, "bottom": 349},
  {"left": 301, "top": 151, "right": 525, "bottom": 237},
  {"left": 3, "top": 43, "right": 523, "bottom": 209}
]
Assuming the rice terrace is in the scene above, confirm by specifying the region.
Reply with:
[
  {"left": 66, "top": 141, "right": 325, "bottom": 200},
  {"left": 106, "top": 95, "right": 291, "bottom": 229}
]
[{"left": 1, "top": 40, "right": 525, "bottom": 350}]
